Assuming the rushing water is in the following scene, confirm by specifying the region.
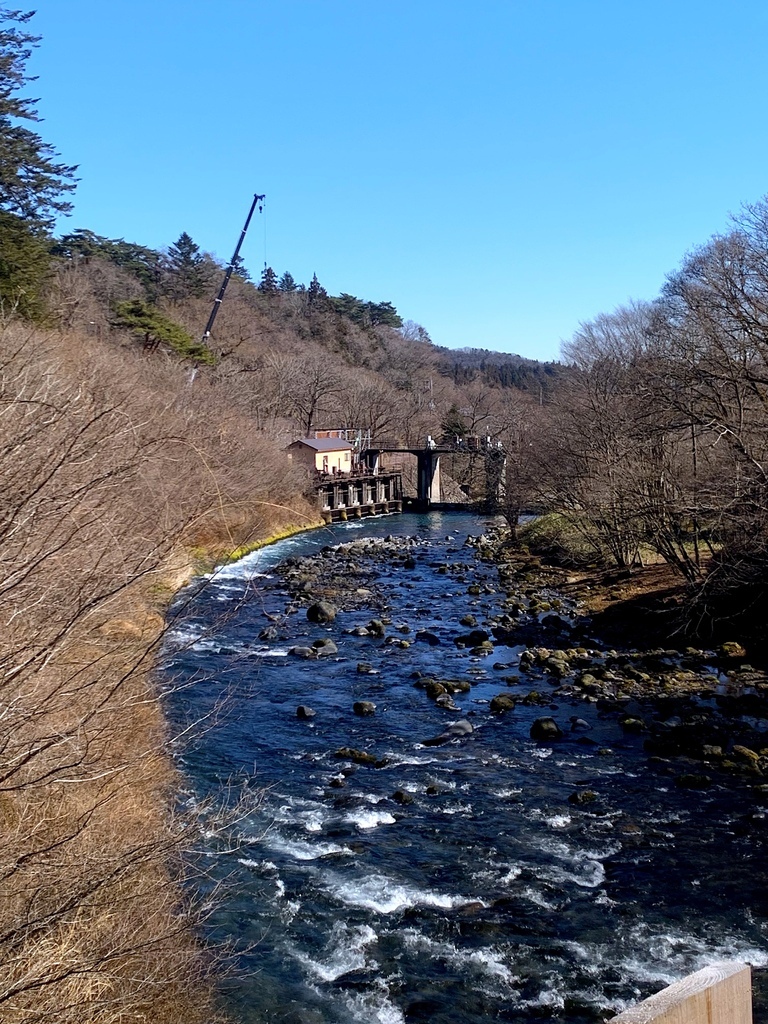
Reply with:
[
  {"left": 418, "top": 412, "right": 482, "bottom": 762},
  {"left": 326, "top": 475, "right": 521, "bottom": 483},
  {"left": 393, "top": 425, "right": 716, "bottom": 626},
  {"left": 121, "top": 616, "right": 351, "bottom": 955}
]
[{"left": 161, "top": 512, "right": 768, "bottom": 1024}]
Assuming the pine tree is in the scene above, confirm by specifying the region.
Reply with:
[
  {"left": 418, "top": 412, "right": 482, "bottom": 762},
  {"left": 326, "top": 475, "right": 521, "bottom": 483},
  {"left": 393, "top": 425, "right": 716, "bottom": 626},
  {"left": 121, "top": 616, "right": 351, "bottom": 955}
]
[
  {"left": 231, "top": 253, "right": 250, "bottom": 280},
  {"left": 0, "top": 9, "right": 78, "bottom": 319},
  {"left": 0, "top": 209, "right": 49, "bottom": 318},
  {"left": 307, "top": 272, "right": 328, "bottom": 308},
  {"left": 259, "top": 265, "right": 279, "bottom": 294},
  {"left": 278, "top": 270, "right": 297, "bottom": 292},
  {"left": 112, "top": 299, "right": 215, "bottom": 364},
  {"left": 164, "top": 231, "right": 208, "bottom": 299},
  {"left": 0, "top": 9, "right": 77, "bottom": 227}
]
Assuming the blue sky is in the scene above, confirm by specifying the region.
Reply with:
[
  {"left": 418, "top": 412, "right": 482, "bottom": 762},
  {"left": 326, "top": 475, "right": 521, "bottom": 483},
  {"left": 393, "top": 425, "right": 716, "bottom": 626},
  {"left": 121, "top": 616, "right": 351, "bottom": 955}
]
[{"left": 31, "top": 1, "right": 768, "bottom": 361}]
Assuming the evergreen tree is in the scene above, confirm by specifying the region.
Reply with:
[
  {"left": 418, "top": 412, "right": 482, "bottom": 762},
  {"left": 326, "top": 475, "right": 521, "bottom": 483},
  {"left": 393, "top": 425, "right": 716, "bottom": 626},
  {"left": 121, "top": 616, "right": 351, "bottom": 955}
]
[
  {"left": 231, "top": 253, "right": 250, "bottom": 280},
  {"left": 0, "top": 9, "right": 77, "bottom": 227},
  {"left": 279, "top": 270, "right": 297, "bottom": 292},
  {"left": 164, "top": 231, "right": 208, "bottom": 299},
  {"left": 366, "top": 300, "right": 402, "bottom": 327},
  {"left": 307, "top": 272, "right": 328, "bottom": 308},
  {"left": 259, "top": 265, "right": 279, "bottom": 294},
  {"left": 0, "top": 209, "right": 50, "bottom": 319},
  {"left": 0, "top": 9, "right": 78, "bottom": 319},
  {"left": 441, "top": 405, "right": 468, "bottom": 440},
  {"left": 112, "top": 299, "right": 215, "bottom": 364},
  {"left": 53, "top": 229, "right": 162, "bottom": 292}
]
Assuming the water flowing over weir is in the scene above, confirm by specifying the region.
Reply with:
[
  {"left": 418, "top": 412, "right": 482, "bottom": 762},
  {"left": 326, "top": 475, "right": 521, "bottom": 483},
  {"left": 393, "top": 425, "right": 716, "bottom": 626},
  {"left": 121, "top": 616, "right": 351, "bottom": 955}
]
[{"left": 160, "top": 513, "right": 768, "bottom": 1024}]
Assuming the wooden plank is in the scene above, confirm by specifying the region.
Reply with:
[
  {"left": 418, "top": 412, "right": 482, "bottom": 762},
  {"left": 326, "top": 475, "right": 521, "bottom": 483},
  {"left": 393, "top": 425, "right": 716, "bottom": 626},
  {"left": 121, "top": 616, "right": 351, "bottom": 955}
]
[{"left": 610, "top": 962, "right": 751, "bottom": 1024}]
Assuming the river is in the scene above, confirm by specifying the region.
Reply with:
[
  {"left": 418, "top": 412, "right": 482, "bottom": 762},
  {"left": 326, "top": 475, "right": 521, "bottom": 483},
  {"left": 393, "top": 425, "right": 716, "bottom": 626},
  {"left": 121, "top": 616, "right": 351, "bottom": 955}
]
[{"left": 161, "top": 511, "right": 768, "bottom": 1024}]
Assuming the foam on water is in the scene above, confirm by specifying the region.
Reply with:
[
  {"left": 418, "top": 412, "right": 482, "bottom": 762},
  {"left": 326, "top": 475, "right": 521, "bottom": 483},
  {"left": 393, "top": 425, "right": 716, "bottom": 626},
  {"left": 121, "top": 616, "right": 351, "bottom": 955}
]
[
  {"left": 402, "top": 929, "right": 518, "bottom": 987},
  {"left": 526, "top": 808, "right": 573, "bottom": 829},
  {"left": 321, "top": 870, "right": 478, "bottom": 914},
  {"left": 342, "top": 981, "right": 406, "bottom": 1024},
  {"left": 489, "top": 786, "right": 523, "bottom": 798},
  {"left": 345, "top": 808, "right": 397, "bottom": 830},
  {"left": 273, "top": 797, "right": 328, "bottom": 833},
  {"left": 291, "top": 921, "right": 378, "bottom": 983},
  {"left": 518, "top": 885, "right": 560, "bottom": 911},
  {"left": 265, "top": 835, "right": 355, "bottom": 860}
]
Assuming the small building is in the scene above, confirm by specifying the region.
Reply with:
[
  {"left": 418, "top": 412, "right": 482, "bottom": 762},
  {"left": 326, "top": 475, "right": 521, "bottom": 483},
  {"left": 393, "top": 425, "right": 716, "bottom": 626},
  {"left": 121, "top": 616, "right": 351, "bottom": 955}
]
[{"left": 286, "top": 437, "right": 354, "bottom": 475}]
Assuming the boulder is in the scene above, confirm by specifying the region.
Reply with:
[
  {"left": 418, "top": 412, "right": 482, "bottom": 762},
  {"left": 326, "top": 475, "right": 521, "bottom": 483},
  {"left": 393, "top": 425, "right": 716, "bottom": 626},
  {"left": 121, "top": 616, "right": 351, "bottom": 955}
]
[
  {"left": 443, "top": 679, "right": 472, "bottom": 693},
  {"left": 307, "top": 601, "right": 337, "bottom": 624},
  {"left": 675, "top": 773, "right": 712, "bottom": 789},
  {"left": 296, "top": 705, "right": 316, "bottom": 719},
  {"left": 542, "top": 613, "right": 572, "bottom": 632},
  {"left": 568, "top": 789, "right": 597, "bottom": 805},
  {"left": 353, "top": 700, "right": 376, "bottom": 716},
  {"left": 289, "top": 646, "right": 316, "bottom": 659},
  {"left": 490, "top": 693, "right": 516, "bottom": 713},
  {"left": 392, "top": 789, "right": 414, "bottom": 805},
  {"left": 619, "top": 716, "right": 647, "bottom": 734},
  {"left": 720, "top": 641, "right": 747, "bottom": 660},
  {"left": 367, "top": 619, "right": 386, "bottom": 638},
  {"left": 421, "top": 719, "right": 474, "bottom": 746},
  {"left": 732, "top": 745, "right": 761, "bottom": 770},
  {"left": 415, "top": 630, "right": 441, "bottom": 646},
  {"left": 521, "top": 690, "right": 550, "bottom": 706},
  {"left": 333, "top": 747, "right": 388, "bottom": 767},
  {"left": 530, "top": 717, "right": 563, "bottom": 741},
  {"left": 425, "top": 680, "right": 447, "bottom": 699},
  {"left": 435, "top": 694, "right": 460, "bottom": 711},
  {"left": 542, "top": 655, "right": 570, "bottom": 678},
  {"left": 312, "top": 638, "right": 338, "bottom": 657}
]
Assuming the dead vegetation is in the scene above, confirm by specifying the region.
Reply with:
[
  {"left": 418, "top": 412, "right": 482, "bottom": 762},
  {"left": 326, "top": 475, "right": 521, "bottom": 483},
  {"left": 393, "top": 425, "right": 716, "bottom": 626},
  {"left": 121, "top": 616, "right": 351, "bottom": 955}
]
[{"left": 0, "top": 321, "right": 315, "bottom": 1022}]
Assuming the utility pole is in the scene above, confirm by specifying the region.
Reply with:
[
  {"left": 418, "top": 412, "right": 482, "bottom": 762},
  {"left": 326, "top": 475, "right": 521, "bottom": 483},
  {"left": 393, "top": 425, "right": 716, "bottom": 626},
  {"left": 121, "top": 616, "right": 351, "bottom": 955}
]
[{"left": 201, "top": 192, "right": 265, "bottom": 345}]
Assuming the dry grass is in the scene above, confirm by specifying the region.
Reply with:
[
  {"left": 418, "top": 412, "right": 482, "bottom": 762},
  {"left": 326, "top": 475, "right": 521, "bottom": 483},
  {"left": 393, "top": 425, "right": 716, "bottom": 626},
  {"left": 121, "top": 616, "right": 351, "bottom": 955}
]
[{"left": 0, "top": 321, "right": 315, "bottom": 1022}]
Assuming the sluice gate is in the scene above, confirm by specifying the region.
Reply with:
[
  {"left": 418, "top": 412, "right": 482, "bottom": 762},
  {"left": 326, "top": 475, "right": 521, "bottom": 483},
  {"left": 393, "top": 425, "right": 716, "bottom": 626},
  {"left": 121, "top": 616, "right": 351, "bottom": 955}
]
[{"left": 317, "top": 472, "right": 403, "bottom": 524}]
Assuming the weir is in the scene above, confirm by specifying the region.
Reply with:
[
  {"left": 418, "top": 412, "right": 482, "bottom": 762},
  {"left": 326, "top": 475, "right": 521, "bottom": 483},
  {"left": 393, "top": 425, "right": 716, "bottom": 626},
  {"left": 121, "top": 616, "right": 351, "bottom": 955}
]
[{"left": 317, "top": 471, "right": 403, "bottom": 524}]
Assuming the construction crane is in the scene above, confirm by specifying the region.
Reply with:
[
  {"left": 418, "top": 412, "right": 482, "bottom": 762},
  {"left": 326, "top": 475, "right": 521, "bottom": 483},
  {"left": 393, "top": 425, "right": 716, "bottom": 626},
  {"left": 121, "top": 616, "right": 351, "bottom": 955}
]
[{"left": 201, "top": 192, "right": 265, "bottom": 345}]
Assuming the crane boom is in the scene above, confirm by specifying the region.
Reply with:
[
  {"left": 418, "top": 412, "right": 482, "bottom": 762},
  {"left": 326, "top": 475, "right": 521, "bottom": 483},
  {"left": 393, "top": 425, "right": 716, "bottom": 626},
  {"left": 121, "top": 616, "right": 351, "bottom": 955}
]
[{"left": 201, "top": 192, "right": 265, "bottom": 343}]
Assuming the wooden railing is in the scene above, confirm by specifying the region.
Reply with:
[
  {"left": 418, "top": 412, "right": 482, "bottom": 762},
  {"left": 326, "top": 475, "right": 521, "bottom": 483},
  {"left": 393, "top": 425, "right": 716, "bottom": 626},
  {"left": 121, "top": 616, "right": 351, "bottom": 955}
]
[{"left": 610, "top": 962, "right": 752, "bottom": 1024}]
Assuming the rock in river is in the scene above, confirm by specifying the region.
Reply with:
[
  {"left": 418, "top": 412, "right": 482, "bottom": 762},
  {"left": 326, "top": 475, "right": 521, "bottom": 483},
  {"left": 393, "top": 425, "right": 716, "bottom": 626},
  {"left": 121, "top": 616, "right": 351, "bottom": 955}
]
[
  {"left": 530, "top": 716, "right": 563, "bottom": 741},
  {"left": 421, "top": 719, "right": 474, "bottom": 746},
  {"left": 289, "top": 646, "right": 316, "bottom": 659},
  {"left": 307, "top": 601, "right": 337, "bottom": 624},
  {"left": 490, "top": 693, "right": 516, "bottom": 713},
  {"left": 353, "top": 700, "right": 376, "bottom": 716},
  {"left": 312, "top": 638, "right": 338, "bottom": 657}
]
